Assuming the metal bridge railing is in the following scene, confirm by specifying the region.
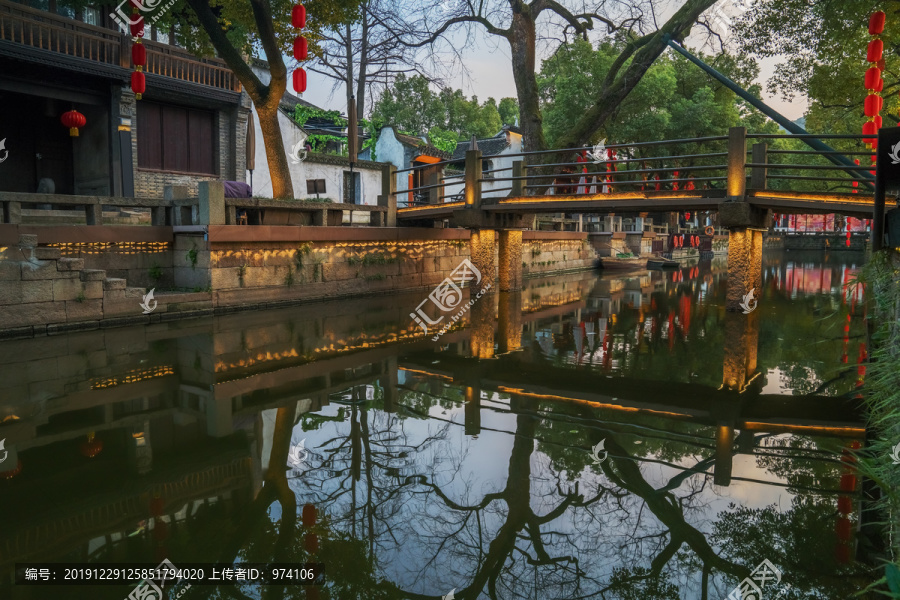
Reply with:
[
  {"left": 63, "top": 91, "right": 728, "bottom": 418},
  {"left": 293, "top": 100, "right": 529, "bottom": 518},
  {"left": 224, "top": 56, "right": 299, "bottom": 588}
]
[{"left": 380, "top": 129, "right": 876, "bottom": 212}]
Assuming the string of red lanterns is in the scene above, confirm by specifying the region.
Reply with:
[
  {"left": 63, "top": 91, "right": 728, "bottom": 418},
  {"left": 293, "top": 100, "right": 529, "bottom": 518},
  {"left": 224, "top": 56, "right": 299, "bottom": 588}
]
[
  {"left": 862, "top": 11, "right": 886, "bottom": 153},
  {"left": 130, "top": 0, "right": 146, "bottom": 100},
  {"left": 293, "top": 4, "right": 308, "bottom": 93}
]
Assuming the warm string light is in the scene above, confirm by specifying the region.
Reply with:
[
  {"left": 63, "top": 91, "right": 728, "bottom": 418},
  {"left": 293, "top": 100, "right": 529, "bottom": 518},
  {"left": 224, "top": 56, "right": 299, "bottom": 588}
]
[
  {"left": 91, "top": 365, "right": 175, "bottom": 389},
  {"left": 48, "top": 242, "right": 170, "bottom": 255}
]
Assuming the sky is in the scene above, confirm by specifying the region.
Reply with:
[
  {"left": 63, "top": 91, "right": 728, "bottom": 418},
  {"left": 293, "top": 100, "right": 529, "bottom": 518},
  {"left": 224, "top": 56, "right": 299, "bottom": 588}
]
[{"left": 297, "top": 1, "right": 809, "bottom": 126}]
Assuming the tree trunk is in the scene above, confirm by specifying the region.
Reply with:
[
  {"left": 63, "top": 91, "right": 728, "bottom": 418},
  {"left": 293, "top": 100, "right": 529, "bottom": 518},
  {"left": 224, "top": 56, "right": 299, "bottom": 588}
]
[
  {"left": 256, "top": 100, "right": 294, "bottom": 199},
  {"left": 508, "top": 11, "right": 546, "bottom": 154}
]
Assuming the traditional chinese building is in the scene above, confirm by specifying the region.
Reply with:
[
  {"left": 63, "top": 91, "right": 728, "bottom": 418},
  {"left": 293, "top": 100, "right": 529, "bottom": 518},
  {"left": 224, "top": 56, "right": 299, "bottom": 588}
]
[{"left": 0, "top": 0, "right": 249, "bottom": 198}]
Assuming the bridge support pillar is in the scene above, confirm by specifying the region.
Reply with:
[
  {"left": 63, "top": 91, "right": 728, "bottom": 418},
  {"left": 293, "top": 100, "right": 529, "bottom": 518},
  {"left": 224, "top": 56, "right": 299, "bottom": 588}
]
[
  {"left": 722, "top": 309, "right": 760, "bottom": 392},
  {"left": 498, "top": 230, "right": 523, "bottom": 291},
  {"left": 464, "top": 386, "right": 481, "bottom": 435},
  {"left": 498, "top": 292, "right": 523, "bottom": 353},
  {"left": 469, "top": 289, "right": 496, "bottom": 359},
  {"left": 714, "top": 425, "right": 735, "bottom": 486},
  {"left": 725, "top": 227, "right": 764, "bottom": 312},
  {"left": 469, "top": 229, "right": 496, "bottom": 294}
]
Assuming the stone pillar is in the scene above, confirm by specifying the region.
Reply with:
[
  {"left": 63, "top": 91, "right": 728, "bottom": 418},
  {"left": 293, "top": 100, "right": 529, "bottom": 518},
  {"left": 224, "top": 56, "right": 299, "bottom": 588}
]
[
  {"left": 725, "top": 228, "right": 763, "bottom": 312},
  {"left": 498, "top": 291, "right": 523, "bottom": 353},
  {"left": 511, "top": 160, "right": 526, "bottom": 197},
  {"left": 85, "top": 203, "right": 102, "bottom": 226},
  {"left": 750, "top": 143, "right": 768, "bottom": 190},
  {"left": 469, "top": 229, "right": 496, "bottom": 294},
  {"left": 469, "top": 290, "right": 495, "bottom": 360},
  {"left": 721, "top": 309, "right": 760, "bottom": 392},
  {"left": 378, "top": 164, "right": 397, "bottom": 227},
  {"left": 714, "top": 424, "right": 734, "bottom": 486},
  {"left": 726, "top": 126, "right": 747, "bottom": 201},
  {"left": 3, "top": 201, "right": 21, "bottom": 224},
  {"left": 380, "top": 356, "right": 398, "bottom": 413},
  {"left": 464, "top": 144, "right": 483, "bottom": 207},
  {"left": 498, "top": 229, "right": 523, "bottom": 292},
  {"left": 464, "top": 386, "right": 481, "bottom": 436},
  {"left": 198, "top": 181, "right": 225, "bottom": 226}
]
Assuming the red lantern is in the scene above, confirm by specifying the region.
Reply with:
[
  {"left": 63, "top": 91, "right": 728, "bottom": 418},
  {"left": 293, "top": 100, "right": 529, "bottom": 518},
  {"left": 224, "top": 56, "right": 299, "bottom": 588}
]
[
  {"left": 878, "top": 58, "right": 886, "bottom": 71},
  {"left": 131, "top": 71, "right": 146, "bottom": 100},
  {"left": 838, "top": 495, "right": 853, "bottom": 514},
  {"left": 877, "top": 78, "right": 884, "bottom": 93},
  {"left": 0, "top": 458, "right": 22, "bottom": 479},
  {"left": 304, "top": 532, "right": 318, "bottom": 554},
  {"left": 132, "top": 43, "right": 146, "bottom": 68},
  {"left": 302, "top": 503, "right": 317, "bottom": 527},
  {"left": 867, "top": 39, "right": 883, "bottom": 64},
  {"left": 293, "top": 68, "right": 307, "bottom": 93},
  {"left": 61, "top": 109, "right": 86, "bottom": 137},
  {"left": 149, "top": 493, "right": 164, "bottom": 517},
  {"left": 130, "top": 19, "right": 144, "bottom": 38},
  {"left": 292, "top": 4, "right": 306, "bottom": 28},
  {"left": 684, "top": 212, "right": 691, "bottom": 220},
  {"left": 80, "top": 432, "right": 103, "bottom": 458},
  {"left": 875, "top": 115, "right": 883, "bottom": 129},
  {"left": 294, "top": 36, "right": 308, "bottom": 61},
  {"left": 864, "top": 94, "right": 881, "bottom": 117},
  {"left": 870, "top": 11, "right": 886, "bottom": 35},
  {"left": 864, "top": 66, "right": 881, "bottom": 90}
]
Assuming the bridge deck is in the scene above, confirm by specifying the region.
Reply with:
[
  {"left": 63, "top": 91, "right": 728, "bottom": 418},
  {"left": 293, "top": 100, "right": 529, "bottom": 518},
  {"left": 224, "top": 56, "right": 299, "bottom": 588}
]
[{"left": 397, "top": 189, "right": 879, "bottom": 221}]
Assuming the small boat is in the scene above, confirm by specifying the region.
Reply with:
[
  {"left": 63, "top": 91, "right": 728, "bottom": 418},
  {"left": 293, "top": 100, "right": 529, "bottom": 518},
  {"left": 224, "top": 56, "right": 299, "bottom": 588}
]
[{"left": 647, "top": 258, "right": 680, "bottom": 270}]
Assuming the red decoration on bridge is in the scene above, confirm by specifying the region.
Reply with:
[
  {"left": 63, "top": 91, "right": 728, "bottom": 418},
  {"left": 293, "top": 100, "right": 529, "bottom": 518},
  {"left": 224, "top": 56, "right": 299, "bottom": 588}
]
[{"left": 61, "top": 109, "right": 86, "bottom": 137}]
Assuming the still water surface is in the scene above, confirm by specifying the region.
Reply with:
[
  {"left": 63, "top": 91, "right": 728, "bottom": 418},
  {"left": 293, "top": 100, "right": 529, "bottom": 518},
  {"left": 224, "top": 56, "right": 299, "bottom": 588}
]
[{"left": 0, "top": 250, "right": 874, "bottom": 599}]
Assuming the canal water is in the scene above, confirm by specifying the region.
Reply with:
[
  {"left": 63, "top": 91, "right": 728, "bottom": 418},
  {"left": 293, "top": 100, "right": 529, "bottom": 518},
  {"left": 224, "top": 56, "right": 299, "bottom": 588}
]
[{"left": 0, "top": 250, "right": 875, "bottom": 599}]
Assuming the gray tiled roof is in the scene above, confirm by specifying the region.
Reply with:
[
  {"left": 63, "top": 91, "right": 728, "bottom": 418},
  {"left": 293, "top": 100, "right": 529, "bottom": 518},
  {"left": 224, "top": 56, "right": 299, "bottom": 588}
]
[{"left": 452, "top": 135, "right": 510, "bottom": 160}]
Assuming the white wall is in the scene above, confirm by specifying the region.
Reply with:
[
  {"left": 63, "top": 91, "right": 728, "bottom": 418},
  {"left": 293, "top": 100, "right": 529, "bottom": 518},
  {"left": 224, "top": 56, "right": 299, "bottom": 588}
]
[
  {"left": 246, "top": 103, "right": 379, "bottom": 205},
  {"left": 373, "top": 127, "right": 411, "bottom": 196}
]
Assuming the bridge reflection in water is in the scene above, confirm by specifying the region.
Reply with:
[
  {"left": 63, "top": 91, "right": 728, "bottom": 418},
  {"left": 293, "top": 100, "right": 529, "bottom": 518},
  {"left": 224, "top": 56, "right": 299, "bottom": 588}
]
[{"left": 0, "top": 251, "right": 874, "bottom": 599}]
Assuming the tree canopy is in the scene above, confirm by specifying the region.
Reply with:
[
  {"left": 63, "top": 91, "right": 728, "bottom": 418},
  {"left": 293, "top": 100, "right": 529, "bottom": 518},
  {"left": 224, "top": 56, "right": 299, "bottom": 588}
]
[{"left": 369, "top": 73, "right": 516, "bottom": 141}]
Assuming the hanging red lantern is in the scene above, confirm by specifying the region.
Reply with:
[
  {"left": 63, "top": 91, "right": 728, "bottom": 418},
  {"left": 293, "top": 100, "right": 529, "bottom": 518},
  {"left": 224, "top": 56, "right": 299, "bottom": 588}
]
[
  {"left": 132, "top": 43, "right": 146, "bottom": 68},
  {"left": 292, "top": 4, "right": 306, "bottom": 28},
  {"left": 877, "top": 78, "right": 884, "bottom": 93},
  {"left": 149, "top": 493, "right": 164, "bottom": 517},
  {"left": 131, "top": 71, "right": 146, "bottom": 100},
  {"left": 875, "top": 115, "right": 883, "bottom": 129},
  {"left": 0, "top": 458, "right": 22, "bottom": 479},
  {"left": 293, "top": 68, "right": 307, "bottom": 93},
  {"left": 130, "top": 19, "right": 144, "bottom": 38},
  {"left": 80, "top": 432, "right": 103, "bottom": 458},
  {"left": 864, "top": 94, "right": 881, "bottom": 116},
  {"left": 878, "top": 58, "right": 886, "bottom": 71},
  {"left": 864, "top": 66, "right": 881, "bottom": 90},
  {"left": 304, "top": 532, "right": 318, "bottom": 554},
  {"left": 870, "top": 11, "right": 886, "bottom": 35},
  {"left": 294, "top": 36, "right": 308, "bottom": 61},
  {"left": 867, "top": 39, "right": 884, "bottom": 63},
  {"left": 61, "top": 109, "right": 86, "bottom": 137},
  {"left": 302, "top": 503, "right": 317, "bottom": 527}
]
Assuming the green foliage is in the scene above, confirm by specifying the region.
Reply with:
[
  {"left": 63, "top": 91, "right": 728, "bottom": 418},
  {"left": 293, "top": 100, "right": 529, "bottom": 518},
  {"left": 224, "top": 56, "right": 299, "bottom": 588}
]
[
  {"left": 186, "top": 244, "right": 198, "bottom": 269},
  {"left": 294, "top": 106, "right": 347, "bottom": 129},
  {"left": 371, "top": 74, "right": 505, "bottom": 141},
  {"left": 499, "top": 97, "right": 519, "bottom": 126},
  {"left": 149, "top": 264, "right": 163, "bottom": 282},
  {"left": 538, "top": 39, "right": 776, "bottom": 149},
  {"left": 427, "top": 127, "right": 459, "bottom": 153},
  {"left": 284, "top": 265, "right": 295, "bottom": 286},
  {"left": 75, "top": 291, "right": 86, "bottom": 303}
]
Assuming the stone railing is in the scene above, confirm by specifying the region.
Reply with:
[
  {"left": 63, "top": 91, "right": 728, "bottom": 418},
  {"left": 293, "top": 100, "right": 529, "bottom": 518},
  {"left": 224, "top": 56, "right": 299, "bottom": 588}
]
[{"left": 0, "top": 183, "right": 394, "bottom": 227}]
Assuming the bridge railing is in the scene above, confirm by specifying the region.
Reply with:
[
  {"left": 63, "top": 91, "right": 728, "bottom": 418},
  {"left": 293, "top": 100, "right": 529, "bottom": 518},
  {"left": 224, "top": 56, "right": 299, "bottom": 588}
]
[{"left": 389, "top": 129, "right": 877, "bottom": 212}]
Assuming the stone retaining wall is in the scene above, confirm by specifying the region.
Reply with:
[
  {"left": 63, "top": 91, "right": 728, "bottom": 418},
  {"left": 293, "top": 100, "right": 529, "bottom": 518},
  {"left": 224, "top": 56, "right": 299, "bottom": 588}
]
[{"left": 0, "top": 227, "right": 596, "bottom": 339}]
